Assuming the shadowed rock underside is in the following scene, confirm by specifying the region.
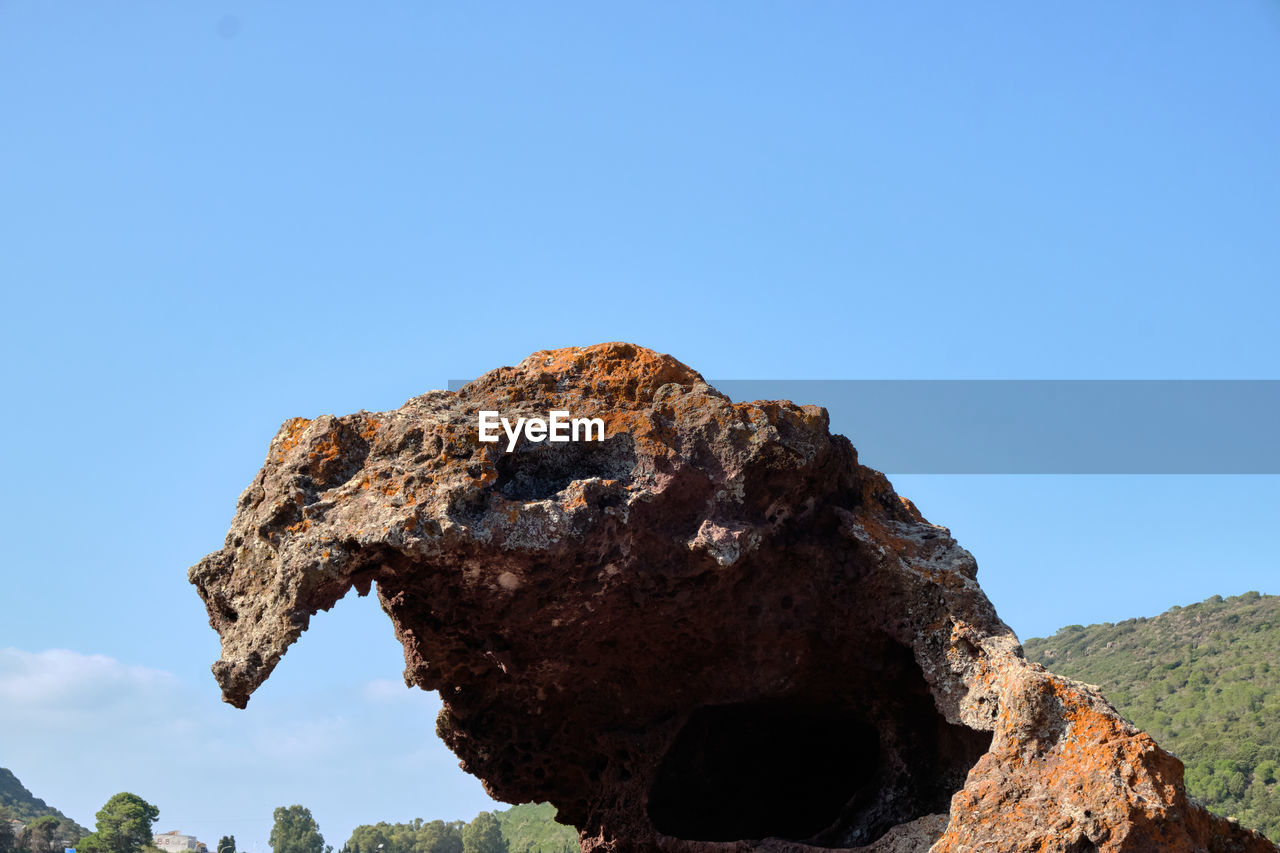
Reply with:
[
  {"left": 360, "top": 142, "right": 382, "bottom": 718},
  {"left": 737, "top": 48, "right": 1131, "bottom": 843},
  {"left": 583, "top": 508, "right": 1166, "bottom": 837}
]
[{"left": 190, "top": 343, "right": 1276, "bottom": 853}]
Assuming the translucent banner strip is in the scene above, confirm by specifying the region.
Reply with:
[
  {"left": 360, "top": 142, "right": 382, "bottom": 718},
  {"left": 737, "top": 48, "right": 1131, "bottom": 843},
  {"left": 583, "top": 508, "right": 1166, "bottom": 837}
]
[{"left": 447, "top": 379, "right": 1280, "bottom": 474}]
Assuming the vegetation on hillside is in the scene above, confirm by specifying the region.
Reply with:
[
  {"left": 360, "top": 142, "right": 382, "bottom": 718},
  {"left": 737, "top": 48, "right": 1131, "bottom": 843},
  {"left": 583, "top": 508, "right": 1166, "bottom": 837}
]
[
  {"left": 460, "top": 813, "right": 505, "bottom": 853},
  {"left": 0, "top": 768, "right": 90, "bottom": 852},
  {"left": 343, "top": 804, "right": 574, "bottom": 853},
  {"left": 0, "top": 783, "right": 162, "bottom": 853},
  {"left": 342, "top": 817, "right": 465, "bottom": 853},
  {"left": 0, "top": 765, "right": 570, "bottom": 853},
  {"left": 491, "top": 804, "right": 576, "bottom": 853},
  {"left": 0, "top": 768, "right": 89, "bottom": 839},
  {"left": 1025, "top": 591, "right": 1280, "bottom": 840},
  {"left": 0, "top": 813, "right": 83, "bottom": 853}
]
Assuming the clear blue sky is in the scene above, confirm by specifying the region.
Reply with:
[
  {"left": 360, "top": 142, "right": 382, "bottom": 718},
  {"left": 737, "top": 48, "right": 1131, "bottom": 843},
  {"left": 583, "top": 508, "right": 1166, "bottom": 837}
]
[{"left": 2, "top": 2, "right": 1278, "bottom": 851}]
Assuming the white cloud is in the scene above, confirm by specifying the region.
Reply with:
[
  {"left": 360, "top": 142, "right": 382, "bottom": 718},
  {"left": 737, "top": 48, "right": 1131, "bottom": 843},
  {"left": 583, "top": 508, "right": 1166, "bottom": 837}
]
[
  {"left": 0, "top": 648, "right": 494, "bottom": 853},
  {"left": 0, "top": 648, "right": 180, "bottom": 719}
]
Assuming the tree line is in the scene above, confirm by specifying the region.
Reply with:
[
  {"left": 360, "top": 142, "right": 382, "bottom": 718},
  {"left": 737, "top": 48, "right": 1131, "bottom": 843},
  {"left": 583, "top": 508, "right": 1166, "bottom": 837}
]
[
  {"left": 1, "top": 796, "right": 574, "bottom": 853},
  {"left": 1, "top": 793, "right": 158, "bottom": 853}
]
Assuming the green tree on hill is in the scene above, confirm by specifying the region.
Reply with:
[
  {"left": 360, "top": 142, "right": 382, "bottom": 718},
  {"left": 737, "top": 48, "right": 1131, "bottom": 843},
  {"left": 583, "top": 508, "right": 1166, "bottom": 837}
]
[
  {"left": 343, "top": 825, "right": 392, "bottom": 853},
  {"left": 415, "top": 821, "right": 463, "bottom": 853},
  {"left": 216, "top": 836, "right": 236, "bottom": 853},
  {"left": 0, "top": 808, "right": 15, "bottom": 853},
  {"left": 270, "top": 806, "right": 325, "bottom": 853},
  {"left": 343, "top": 820, "right": 468, "bottom": 853},
  {"left": 20, "top": 816, "right": 64, "bottom": 853},
  {"left": 21, "top": 816, "right": 82, "bottom": 853},
  {"left": 76, "top": 794, "right": 160, "bottom": 853},
  {"left": 462, "top": 814, "right": 506, "bottom": 853}
]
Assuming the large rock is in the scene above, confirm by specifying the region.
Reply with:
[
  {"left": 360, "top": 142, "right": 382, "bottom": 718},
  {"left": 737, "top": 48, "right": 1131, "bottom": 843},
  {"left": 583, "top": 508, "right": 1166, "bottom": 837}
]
[{"left": 190, "top": 343, "right": 1275, "bottom": 853}]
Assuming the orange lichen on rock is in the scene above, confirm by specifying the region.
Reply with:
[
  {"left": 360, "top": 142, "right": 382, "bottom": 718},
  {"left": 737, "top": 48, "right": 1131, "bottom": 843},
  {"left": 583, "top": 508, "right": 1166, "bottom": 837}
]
[
  {"left": 932, "top": 661, "right": 1274, "bottom": 852},
  {"left": 307, "top": 434, "right": 342, "bottom": 463},
  {"left": 272, "top": 416, "right": 312, "bottom": 461},
  {"left": 190, "top": 343, "right": 1276, "bottom": 853}
]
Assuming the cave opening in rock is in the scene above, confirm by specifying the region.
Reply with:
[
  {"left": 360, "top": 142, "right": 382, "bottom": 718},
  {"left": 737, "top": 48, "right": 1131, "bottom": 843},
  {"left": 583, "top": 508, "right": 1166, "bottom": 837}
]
[
  {"left": 646, "top": 637, "right": 992, "bottom": 847},
  {"left": 647, "top": 702, "right": 879, "bottom": 843}
]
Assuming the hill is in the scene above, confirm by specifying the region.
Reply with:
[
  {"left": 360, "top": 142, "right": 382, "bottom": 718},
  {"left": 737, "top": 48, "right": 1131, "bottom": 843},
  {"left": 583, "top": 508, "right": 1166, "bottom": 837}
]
[
  {"left": 0, "top": 766, "right": 90, "bottom": 840},
  {"left": 1024, "top": 591, "right": 1280, "bottom": 840},
  {"left": 493, "top": 803, "right": 576, "bottom": 853}
]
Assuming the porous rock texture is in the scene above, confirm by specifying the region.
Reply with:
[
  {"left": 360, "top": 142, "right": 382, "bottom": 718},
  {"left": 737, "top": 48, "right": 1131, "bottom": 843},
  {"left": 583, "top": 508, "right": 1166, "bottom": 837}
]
[{"left": 191, "top": 343, "right": 1275, "bottom": 853}]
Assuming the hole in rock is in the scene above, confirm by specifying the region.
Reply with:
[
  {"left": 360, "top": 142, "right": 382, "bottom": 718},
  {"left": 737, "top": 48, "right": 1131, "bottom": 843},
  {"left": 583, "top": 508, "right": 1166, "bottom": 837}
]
[
  {"left": 495, "top": 433, "right": 636, "bottom": 501},
  {"left": 648, "top": 702, "right": 878, "bottom": 843},
  {"left": 647, "top": 639, "right": 992, "bottom": 847}
]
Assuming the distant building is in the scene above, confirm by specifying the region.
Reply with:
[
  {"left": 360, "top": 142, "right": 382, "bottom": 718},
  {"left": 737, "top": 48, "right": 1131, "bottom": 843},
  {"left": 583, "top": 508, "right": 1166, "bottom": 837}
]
[
  {"left": 155, "top": 831, "right": 206, "bottom": 853},
  {"left": 8, "top": 819, "right": 25, "bottom": 836}
]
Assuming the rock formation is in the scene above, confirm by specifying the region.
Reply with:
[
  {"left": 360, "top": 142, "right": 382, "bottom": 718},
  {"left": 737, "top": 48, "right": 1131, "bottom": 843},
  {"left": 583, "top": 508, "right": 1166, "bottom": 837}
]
[{"left": 190, "top": 343, "right": 1276, "bottom": 853}]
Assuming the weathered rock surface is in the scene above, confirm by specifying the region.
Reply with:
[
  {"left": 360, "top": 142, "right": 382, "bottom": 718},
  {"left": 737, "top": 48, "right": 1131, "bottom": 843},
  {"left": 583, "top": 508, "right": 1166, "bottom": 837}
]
[{"left": 190, "top": 343, "right": 1276, "bottom": 853}]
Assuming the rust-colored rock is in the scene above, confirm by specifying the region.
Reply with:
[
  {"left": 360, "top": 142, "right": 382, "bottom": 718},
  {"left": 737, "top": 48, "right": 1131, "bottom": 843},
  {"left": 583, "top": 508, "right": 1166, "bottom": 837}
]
[{"left": 190, "top": 343, "right": 1275, "bottom": 853}]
